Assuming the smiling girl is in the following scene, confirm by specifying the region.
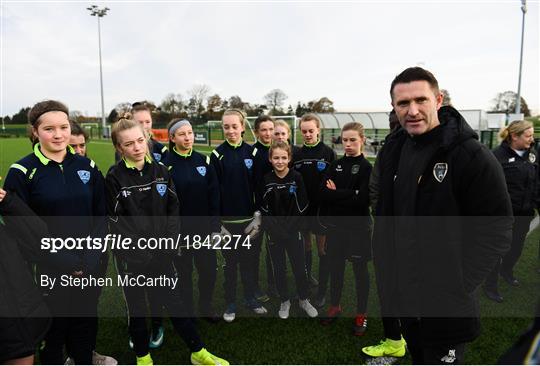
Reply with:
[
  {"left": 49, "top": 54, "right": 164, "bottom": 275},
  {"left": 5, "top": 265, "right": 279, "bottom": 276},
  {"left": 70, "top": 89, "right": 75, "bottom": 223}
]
[
  {"left": 3, "top": 100, "right": 106, "bottom": 365},
  {"left": 209, "top": 109, "right": 267, "bottom": 322},
  {"left": 292, "top": 113, "right": 336, "bottom": 307},
  {"left": 260, "top": 141, "right": 318, "bottom": 319}
]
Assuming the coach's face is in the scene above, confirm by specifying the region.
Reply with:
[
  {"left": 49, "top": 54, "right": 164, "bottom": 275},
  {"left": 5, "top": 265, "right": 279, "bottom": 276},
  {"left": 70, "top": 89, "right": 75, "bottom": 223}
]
[{"left": 391, "top": 80, "right": 443, "bottom": 136}]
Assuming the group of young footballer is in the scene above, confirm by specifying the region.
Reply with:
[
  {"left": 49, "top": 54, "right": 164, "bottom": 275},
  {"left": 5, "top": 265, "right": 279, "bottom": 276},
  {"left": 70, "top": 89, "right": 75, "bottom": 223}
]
[{"left": 1, "top": 99, "right": 389, "bottom": 365}]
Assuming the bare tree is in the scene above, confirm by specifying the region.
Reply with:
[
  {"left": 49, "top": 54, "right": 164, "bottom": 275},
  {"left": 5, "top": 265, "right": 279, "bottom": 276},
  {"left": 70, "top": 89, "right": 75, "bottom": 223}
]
[
  {"left": 490, "top": 91, "right": 531, "bottom": 117},
  {"left": 160, "top": 93, "right": 184, "bottom": 114},
  {"left": 228, "top": 95, "right": 245, "bottom": 110},
  {"left": 207, "top": 94, "right": 223, "bottom": 113},
  {"left": 188, "top": 84, "right": 211, "bottom": 116},
  {"left": 206, "top": 94, "right": 224, "bottom": 120},
  {"left": 264, "top": 89, "right": 288, "bottom": 114},
  {"left": 311, "top": 97, "right": 335, "bottom": 113}
]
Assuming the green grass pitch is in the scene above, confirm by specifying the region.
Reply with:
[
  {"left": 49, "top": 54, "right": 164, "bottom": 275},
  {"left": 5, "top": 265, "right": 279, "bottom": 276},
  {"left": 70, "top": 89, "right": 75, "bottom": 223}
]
[{"left": 0, "top": 137, "right": 538, "bottom": 364}]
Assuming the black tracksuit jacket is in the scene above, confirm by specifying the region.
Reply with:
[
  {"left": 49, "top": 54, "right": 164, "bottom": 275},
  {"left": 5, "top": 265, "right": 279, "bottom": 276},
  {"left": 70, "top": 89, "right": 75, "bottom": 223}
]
[
  {"left": 105, "top": 158, "right": 180, "bottom": 266},
  {"left": 372, "top": 106, "right": 513, "bottom": 345},
  {"left": 163, "top": 148, "right": 220, "bottom": 234},
  {"left": 252, "top": 140, "right": 272, "bottom": 209},
  {"left": 3, "top": 144, "right": 106, "bottom": 275},
  {"left": 210, "top": 140, "right": 258, "bottom": 221},
  {"left": 319, "top": 154, "right": 372, "bottom": 257},
  {"left": 260, "top": 170, "right": 309, "bottom": 242},
  {"left": 292, "top": 141, "right": 336, "bottom": 210}
]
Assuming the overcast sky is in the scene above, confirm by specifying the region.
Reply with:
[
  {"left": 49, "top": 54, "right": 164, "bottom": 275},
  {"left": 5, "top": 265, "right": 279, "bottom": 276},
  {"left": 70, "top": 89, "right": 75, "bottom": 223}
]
[{"left": 1, "top": 0, "right": 538, "bottom": 117}]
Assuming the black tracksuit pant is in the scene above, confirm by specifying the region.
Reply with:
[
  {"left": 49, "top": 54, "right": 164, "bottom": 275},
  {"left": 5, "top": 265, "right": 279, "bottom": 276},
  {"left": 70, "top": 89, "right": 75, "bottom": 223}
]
[
  {"left": 222, "top": 222, "right": 256, "bottom": 304},
  {"left": 89, "top": 252, "right": 109, "bottom": 351},
  {"left": 115, "top": 257, "right": 203, "bottom": 358},
  {"left": 400, "top": 318, "right": 465, "bottom": 365},
  {"left": 267, "top": 232, "right": 310, "bottom": 302},
  {"left": 316, "top": 252, "right": 331, "bottom": 299},
  {"left": 382, "top": 317, "right": 402, "bottom": 341},
  {"left": 486, "top": 214, "right": 533, "bottom": 289},
  {"left": 326, "top": 231, "right": 369, "bottom": 313},
  {"left": 39, "top": 275, "right": 96, "bottom": 365},
  {"left": 252, "top": 232, "right": 276, "bottom": 293},
  {"left": 174, "top": 244, "right": 217, "bottom": 316}
]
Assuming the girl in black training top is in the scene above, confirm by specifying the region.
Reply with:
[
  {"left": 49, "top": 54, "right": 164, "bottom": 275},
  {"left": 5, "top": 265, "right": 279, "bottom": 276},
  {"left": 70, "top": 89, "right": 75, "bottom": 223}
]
[
  {"left": 106, "top": 115, "right": 228, "bottom": 366},
  {"left": 292, "top": 113, "right": 336, "bottom": 307},
  {"left": 261, "top": 141, "right": 318, "bottom": 319},
  {"left": 319, "top": 122, "right": 372, "bottom": 337}
]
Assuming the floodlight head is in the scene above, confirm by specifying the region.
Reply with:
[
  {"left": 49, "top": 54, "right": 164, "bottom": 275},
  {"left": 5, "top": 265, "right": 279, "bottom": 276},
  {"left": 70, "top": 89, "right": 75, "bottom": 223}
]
[{"left": 87, "top": 5, "right": 109, "bottom": 17}]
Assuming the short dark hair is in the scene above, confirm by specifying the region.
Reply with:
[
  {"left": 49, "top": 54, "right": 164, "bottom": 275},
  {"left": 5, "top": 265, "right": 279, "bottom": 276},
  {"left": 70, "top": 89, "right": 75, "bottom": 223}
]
[
  {"left": 70, "top": 120, "right": 89, "bottom": 140},
  {"left": 254, "top": 115, "right": 275, "bottom": 132},
  {"left": 390, "top": 67, "right": 440, "bottom": 100},
  {"left": 28, "top": 100, "right": 69, "bottom": 127}
]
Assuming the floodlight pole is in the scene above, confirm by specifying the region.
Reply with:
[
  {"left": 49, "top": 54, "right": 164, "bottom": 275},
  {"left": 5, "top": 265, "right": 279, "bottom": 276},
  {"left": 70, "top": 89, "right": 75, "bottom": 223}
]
[
  {"left": 87, "top": 5, "right": 109, "bottom": 136},
  {"left": 516, "top": 0, "right": 526, "bottom": 114}
]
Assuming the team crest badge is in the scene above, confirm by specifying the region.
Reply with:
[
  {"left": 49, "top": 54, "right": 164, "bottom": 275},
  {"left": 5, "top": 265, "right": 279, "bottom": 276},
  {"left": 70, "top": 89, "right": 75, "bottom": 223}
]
[
  {"left": 289, "top": 184, "right": 297, "bottom": 194},
  {"left": 156, "top": 183, "right": 167, "bottom": 197},
  {"left": 196, "top": 166, "right": 206, "bottom": 176},
  {"left": 317, "top": 161, "right": 327, "bottom": 172},
  {"left": 529, "top": 153, "right": 536, "bottom": 163},
  {"left": 77, "top": 170, "right": 91, "bottom": 184},
  {"left": 244, "top": 159, "right": 253, "bottom": 169},
  {"left": 433, "top": 163, "right": 448, "bottom": 183},
  {"left": 351, "top": 164, "right": 360, "bottom": 175},
  {"left": 153, "top": 153, "right": 161, "bottom": 162}
]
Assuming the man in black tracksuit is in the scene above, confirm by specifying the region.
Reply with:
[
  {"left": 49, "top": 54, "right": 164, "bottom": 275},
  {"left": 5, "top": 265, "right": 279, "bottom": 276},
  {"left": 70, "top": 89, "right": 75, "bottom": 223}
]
[{"left": 373, "top": 67, "right": 512, "bottom": 364}]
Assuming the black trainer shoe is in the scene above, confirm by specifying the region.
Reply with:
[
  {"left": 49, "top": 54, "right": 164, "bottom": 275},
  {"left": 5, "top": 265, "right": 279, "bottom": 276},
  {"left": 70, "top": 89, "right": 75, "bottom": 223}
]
[
  {"left": 501, "top": 273, "right": 520, "bottom": 287},
  {"left": 483, "top": 287, "right": 503, "bottom": 303}
]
